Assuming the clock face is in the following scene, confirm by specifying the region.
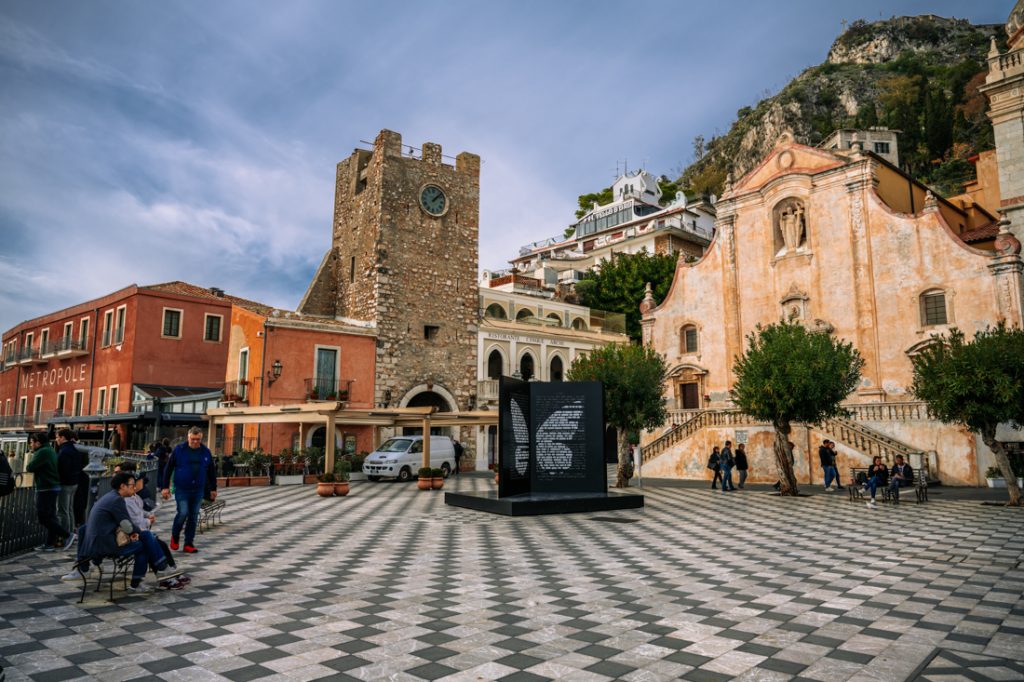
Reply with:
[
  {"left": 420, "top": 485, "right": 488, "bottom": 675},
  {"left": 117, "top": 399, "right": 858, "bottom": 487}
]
[{"left": 420, "top": 184, "right": 447, "bottom": 216}]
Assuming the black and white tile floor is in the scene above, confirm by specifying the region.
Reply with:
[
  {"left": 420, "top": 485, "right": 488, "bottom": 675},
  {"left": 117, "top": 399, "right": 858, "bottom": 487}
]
[{"left": 1, "top": 475, "right": 1021, "bottom": 681}]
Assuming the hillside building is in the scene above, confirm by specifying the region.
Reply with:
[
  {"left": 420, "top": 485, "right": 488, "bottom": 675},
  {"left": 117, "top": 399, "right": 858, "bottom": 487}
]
[
  {"left": 509, "top": 170, "right": 716, "bottom": 281},
  {"left": 820, "top": 127, "right": 900, "bottom": 167}
]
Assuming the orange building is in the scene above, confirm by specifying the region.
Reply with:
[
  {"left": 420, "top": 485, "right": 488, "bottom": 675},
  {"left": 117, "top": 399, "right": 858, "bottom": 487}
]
[
  {"left": 220, "top": 302, "right": 377, "bottom": 457},
  {"left": 0, "top": 282, "right": 246, "bottom": 449}
]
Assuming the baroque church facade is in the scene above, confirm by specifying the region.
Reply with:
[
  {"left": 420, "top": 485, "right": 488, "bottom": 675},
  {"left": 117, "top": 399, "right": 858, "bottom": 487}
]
[{"left": 640, "top": 136, "right": 1024, "bottom": 487}]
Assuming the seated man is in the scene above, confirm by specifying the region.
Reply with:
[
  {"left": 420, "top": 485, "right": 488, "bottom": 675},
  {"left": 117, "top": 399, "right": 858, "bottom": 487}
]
[
  {"left": 888, "top": 454, "right": 914, "bottom": 503},
  {"left": 61, "top": 472, "right": 167, "bottom": 592},
  {"left": 863, "top": 456, "right": 889, "bottom": 508}
]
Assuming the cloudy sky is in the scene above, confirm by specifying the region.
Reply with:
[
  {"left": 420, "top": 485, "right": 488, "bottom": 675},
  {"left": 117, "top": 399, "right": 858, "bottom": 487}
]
[{"left": 0, "top": 0, "right": 1007, "bottom": 335}]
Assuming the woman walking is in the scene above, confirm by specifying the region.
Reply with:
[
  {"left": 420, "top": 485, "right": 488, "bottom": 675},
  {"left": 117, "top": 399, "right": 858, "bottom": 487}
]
[{"left": 707, "top": 446, "right": 722, "bottom": 490}]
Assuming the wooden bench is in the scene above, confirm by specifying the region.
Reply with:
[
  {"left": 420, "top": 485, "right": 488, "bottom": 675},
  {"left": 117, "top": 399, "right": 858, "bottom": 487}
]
[
  {"left": 73, "top": 554, "right": 135, "bottom": 603},
  {"left": 848, "top": 467, "right": 928, "bottom": 504},
  {"left": 198, "top": 499, "right": 226, "bottom": 534}
]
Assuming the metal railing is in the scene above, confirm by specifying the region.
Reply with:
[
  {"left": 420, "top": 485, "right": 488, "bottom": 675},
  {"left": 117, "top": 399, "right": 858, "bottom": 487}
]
[
  {"left": 305, "top": 378, "right": 353, "bottom": 402},
  {"left": 0, "top": 414, "right": 34, "bottom": 429},
  {"left": 223, "top": 379, "right": 249, "bottom": 403}
]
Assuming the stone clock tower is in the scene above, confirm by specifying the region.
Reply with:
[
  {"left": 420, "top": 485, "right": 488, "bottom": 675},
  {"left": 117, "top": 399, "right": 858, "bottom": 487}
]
[{"left": 299, "top": 129, "right": 480, "bottom": 413}]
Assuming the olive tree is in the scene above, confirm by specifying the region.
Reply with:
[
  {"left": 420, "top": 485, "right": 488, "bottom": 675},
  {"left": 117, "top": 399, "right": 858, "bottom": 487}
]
[
  {"left": 732, "top": 322, "right": 864, "bottom": 496},
  {"left": 567, "top": 343, "right": 668, "bottom": 488},
  {"left": 912, "top": 324, "right": 1024, "bottom": 506}
]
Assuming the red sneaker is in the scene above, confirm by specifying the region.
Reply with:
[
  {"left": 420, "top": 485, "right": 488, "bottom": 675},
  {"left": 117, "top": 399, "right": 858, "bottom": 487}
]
[
  {"left": 169, "top": 539, "right": 179, "bottom": 551},
  {"left": 183, "top": 545, "right": 199, "bottom": 554}
]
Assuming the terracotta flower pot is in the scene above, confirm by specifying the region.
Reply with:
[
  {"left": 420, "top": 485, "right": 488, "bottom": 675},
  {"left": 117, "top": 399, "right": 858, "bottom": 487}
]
[
  {"left": 303, "top": 474, "right": 319, "bottom": 485},
  {"left": 417, "top": 478, "right": 432, "bottom": 491},
  {"left": 334, "top": 481, "right": 350, "bottom": 496},
  {"left": 316, "top": 482, "right": 335, "bottom": 497},
  {"left": 431, "top": 477, "right": 444, "bottom": 490}
]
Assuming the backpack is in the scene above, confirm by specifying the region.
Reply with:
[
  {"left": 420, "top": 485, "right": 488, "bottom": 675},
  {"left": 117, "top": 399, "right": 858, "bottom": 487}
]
[
  {"left": 706, "top": 452, "right": 720, "bottom": 470},
  {"left": 0, "top": 455, "right": 15, "bottom": 497}
]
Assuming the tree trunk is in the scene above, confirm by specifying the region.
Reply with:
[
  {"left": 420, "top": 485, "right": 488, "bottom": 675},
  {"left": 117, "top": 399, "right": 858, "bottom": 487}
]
[
  {"left": 616, "top": 429, "right": 631, "bottom": 488},
  {"left": 773, "top": 421, "right": 799, "bottom": 496},
  {"left": 981, "top": 427, "right": 1022, "bottom": 506}
]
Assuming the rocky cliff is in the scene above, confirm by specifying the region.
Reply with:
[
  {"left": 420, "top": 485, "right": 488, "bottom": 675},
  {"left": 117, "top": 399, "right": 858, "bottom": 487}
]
[{"left": 680, "top": 14, "right": 1003, "bottom": 198}]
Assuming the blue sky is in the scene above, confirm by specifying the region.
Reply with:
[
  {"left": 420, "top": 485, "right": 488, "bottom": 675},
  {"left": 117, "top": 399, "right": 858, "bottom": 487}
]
[{"left": 0, "top": 1, "right": 1009, "bottom": 336}]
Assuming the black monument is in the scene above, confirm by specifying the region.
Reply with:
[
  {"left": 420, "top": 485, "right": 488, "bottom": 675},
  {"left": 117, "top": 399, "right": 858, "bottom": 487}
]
[{"left": 445, "top": 376, "right": 643, "bottom": 516}]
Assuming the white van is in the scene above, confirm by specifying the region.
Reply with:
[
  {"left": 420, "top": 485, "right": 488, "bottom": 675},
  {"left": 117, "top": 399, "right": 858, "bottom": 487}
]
[{"left": 363, "top": 435, "right": 456, "bottom": 482}]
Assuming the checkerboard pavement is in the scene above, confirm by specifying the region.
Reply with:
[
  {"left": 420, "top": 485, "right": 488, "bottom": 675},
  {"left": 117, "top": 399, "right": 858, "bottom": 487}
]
[{"left": 1, "top": 476, "right": 1021, "bottom": 681}]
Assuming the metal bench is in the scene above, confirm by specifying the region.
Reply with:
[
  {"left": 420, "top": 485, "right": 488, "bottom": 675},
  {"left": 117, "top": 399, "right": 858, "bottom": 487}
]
[
  {"left": 73, "top": 554, "right": 135, "bottom": 603},
  {"left": 198, "top": 499, "right": 226, "bottom": 534},
  {"left": 849, "top": 467, "right": 928, "bottom": 504}
]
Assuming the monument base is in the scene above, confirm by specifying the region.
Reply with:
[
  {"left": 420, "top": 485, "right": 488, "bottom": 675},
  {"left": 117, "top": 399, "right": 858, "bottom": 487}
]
[{"left": 444, "top": 490, "right": 644, "bottom": 516}]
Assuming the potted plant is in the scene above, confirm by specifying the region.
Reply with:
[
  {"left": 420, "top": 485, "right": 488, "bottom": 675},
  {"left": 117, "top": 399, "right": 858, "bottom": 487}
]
[
  {"left": 302, "top": 447, "right": 323, "bottom": 484},
  {"left": 417, "top": 466, "right": 433, "bottom": 491},
  {"left": 249, "top": 450, "right": 271, "bottom": 486},
  {"left": 317, "top": 472, "right": 336, "bottom": 497},
  {"left": 334, "top": 460, "right": 351, "bottom": 496},
  {"left": 986, "top": 466, "right": 1007, "bottom": 488},
  {"left": 431, "top": 467, "right": 445, "bottom": 490}
]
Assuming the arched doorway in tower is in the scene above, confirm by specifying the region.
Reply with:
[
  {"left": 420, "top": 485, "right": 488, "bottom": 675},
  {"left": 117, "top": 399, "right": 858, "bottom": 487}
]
[
  {"left": 403, "top": 390, "right": 453, "bottom": 435},
  {"left": 487, "top": 349, "right": 504, "bottom": 379},
  {"left": 519, "top": 353, "right": 535, "bottom": 381}
]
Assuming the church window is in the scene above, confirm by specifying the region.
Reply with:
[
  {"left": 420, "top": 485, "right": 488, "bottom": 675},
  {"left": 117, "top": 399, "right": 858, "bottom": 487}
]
[
  {"left": 681, "top": 325, "right": 698, "bottom": 354},
  {"left": 920, "top": 291, "right": 948, "bottom": 326},
  {"left": 350, "top": 256, "right": 355, "bottom": 282}
]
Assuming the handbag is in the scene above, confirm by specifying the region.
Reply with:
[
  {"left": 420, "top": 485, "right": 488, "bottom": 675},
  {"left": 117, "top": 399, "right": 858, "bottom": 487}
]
[{"left": 115, "top": 519, "right": 134, "bottom": 547}]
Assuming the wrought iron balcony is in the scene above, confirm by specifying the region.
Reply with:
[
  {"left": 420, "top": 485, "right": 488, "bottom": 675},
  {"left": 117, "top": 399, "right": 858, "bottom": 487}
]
[
  {"left": 53, "top": 336, "right": 88, "bottom": 357},
  {"left": 0, "top": 414, "right": 33, "bottom": 430},
  {"left": 304, "top": 378, "right": 353, "bottom": 403},
  {"left": 15, "top": 347, "right": 41, "bottom": 365},
  {"left": 223, "top": 379, "right": 250, "bottom": 403}
]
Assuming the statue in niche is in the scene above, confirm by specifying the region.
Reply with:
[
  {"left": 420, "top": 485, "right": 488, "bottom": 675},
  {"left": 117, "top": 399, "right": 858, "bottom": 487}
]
[
  {"left": 774, "top": 198, "right": 808, "bottom": 255},
  {"left": 788, "top": 305, "right": 801, "bottom": 322}
]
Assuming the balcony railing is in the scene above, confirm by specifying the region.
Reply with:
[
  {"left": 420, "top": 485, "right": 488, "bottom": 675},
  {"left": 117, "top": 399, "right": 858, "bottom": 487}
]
[
  {"left": 15, "top": 347, "right": 41, "bottom": 365},
  {"left": 223, "top": 379, "right": 250, "bottom": 403},
  {"left": 477, "top": 379, "right": 499, "bottom": 404},
  {"left": 53, "top": 336, "right": 88, "bottom": 357},
  {"left": 305, "top": 378, "right": 353, "bottom": 402},
  {"left": 0, "top": 414, "right": 33, "bottom": 430}
]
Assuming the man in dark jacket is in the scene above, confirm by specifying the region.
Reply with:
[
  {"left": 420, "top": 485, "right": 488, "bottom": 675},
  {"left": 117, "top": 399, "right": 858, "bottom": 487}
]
[
  {"left": 888, "top": 455, "right": 914, "bottom": 504},
  {"left": 27, "top": 433, "right": 66, "bottom": 551},
  {"left": 72, "top": 472, "right": 166, "bottom": 591},
  {"left": 819, "top": 439, "right": 837, "bottom": 491},
  {"left": 161, "top": 427, "right": 217, "bottom": 553},
  {"left": 55, "top": 428, "right": 81, "bottom": 547},
  {"left": 734, "top": 443, "right": 749, "bottom": 489}
]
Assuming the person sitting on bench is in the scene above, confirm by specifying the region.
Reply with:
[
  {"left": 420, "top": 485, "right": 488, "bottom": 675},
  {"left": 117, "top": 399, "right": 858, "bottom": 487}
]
[
  {"left": 888, "top": 455, "right": 914, "bottom": 503},
  {"left": 862, "top": 456, "right": 889, "bottom": 508},
  {"left": 61, "top": 472, "right": 167, "bottom": 592}
]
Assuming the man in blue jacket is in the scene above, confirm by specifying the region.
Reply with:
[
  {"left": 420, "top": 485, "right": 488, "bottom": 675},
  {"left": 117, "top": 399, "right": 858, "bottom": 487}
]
[{"left": 161, "top": 427, "right": 217, "bottom": 553}]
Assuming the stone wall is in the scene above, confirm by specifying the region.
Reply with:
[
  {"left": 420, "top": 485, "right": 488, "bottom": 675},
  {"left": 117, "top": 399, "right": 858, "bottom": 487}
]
[{"left": 301, "top": 130, "right": 480, "bottom": 413}]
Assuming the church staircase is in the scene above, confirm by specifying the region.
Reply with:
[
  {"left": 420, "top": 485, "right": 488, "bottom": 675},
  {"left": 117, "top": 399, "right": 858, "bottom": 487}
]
[{"left": 643, "top": 403, "right": 937, "bottom": 482}]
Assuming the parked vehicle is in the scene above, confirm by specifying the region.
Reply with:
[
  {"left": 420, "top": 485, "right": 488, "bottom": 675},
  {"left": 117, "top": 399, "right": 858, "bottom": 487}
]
[{"left": 363, "top": 436, "right": 455, "bottom": 482}]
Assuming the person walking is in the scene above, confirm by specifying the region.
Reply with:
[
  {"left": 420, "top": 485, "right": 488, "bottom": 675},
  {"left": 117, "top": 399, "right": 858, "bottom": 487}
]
[
  {"left": 161, "top": 427, "right": 217, "bottom": 553},
  {"left": 453, "top": 439, "right": 464, "bottom": 475},
  {"left": 720, "top": 440, "right": 736, "bottom": 492},
  {"left": 828, "top": 441, "right": 844, "bottom": 490},
  {"left": 26, "top": 433, "right": 67, "bottom": 551},
  {"left": 707, "top": 446, "right": 722, "bottom": 490},
  {"left": 55, "top": 429, "right": 81, "bottom": 547},
  {"left": 734, "top": 443, "right": 749, "bottom": 489}
]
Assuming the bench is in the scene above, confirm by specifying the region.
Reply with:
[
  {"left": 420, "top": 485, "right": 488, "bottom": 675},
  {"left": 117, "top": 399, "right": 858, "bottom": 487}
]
[
  {"left": 198, "top": 499, "right": 226, "bottom": 534},
  {"left": 73, "top": 554, "right": 135, "bottom": 603},
  {"left": 848, "top": 467, "right": 928, "bottom": 504}
]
